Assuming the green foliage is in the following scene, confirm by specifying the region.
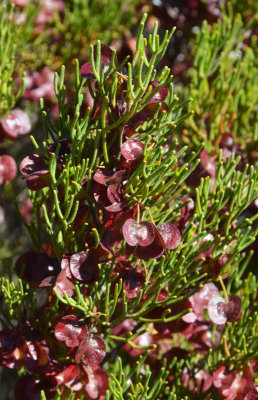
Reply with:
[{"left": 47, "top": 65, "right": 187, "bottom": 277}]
[
  {"left": 106, "top": 356, "right": 172, "bottom": 400},
  {"left": 0, "top": 0, "right": 145, "bottom": 119},
  {"left": 0, "top": 3, "right": 25, "bottom": 119},
  {"left": 12, "top": 0, "right": 144, "bottom": 72},
  {"left": 182, "top": 7, "right": 258, "bottom": 155},
  {"left": 229, "top": 0, "right": 258, "bottom": 21},
  {"left": 46, "top": 0, "right": 144, "bottom": 69}
]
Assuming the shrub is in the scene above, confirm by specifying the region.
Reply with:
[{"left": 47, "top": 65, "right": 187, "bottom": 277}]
[{"left": 0, "top": 4, "right": 257, "bottom": 400}]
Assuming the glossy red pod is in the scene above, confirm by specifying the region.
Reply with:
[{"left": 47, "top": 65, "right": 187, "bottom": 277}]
[
  {"left": 54, "top": 315, "right": 88, "bottom": 348},
  {"left": 75, "top": 335, "right": 106, "bottom": 366},
  {"left": 122, "top": 219, "right": 155, "bottom": 247},
  {"left": 157, "top": 222, "right": 181, "bottom": 250}
]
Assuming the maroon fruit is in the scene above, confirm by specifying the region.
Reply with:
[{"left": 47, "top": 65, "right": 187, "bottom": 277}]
[
  {"left": 93, "top": 169, "right": 127, "bottom": 212},
  {"left": 84, "top": 365, "right": 109, "bottom": 399},
  {"left": 208, "top": 294, "right": 242, "bottom": 325},
  {"left": 20, "top": 154, "right": 49, "bottom": 191},
  {"left": 26, "top": 169, "right": 49, "bottom": 190},
  {"left": 40, "top": 268, "right": 75, "bottom": 298},
  {"left": 122, "top": 219, "right": 155, "bottom": 247},
  {"left": 0, "top": 155, "right": 17, "bottom": 184},
  {"left": 56, "top": 364, "right": 82, "bottom": 391},
  {"left": 213, "top": 365, "right": 237, "bottom": 389},
  {"left": 121, "top": 140, "right": 144, "bottom": 161},
  {"left": 208, "top": 295, "right": 227, "bottom": 325},
  {"left": 224, "top": 295, "right": 242, "bottom": 322},
  {"left": 0, "top": 109, "right": 31, "bottom": 141},
  {"left": 157, "top": 222, "right": 181, "bottom": 250},
  {"left": 70, "top": 249, "right": 99, "bottom": 283},
  {"left": 20, "top": 154, "right": 46, "bottom": 176},
  {"left": 54, "top": 315, "right": 88, "bottom": 348},
  {"left": 188, "top": 283, "right": 220, "bottom": 318},
  {"left": 75, "top": 335, "right": 106, "bottom": 366}
]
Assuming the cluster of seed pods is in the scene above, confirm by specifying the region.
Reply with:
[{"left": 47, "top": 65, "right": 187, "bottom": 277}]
[{"left": 0, "top": 42, "right": 254, "bottom": 400}]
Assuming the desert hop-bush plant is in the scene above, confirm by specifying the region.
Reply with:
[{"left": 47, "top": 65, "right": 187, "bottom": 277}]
[{"left": 0, "top": 11, "right": 257, "bottom": 400}]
